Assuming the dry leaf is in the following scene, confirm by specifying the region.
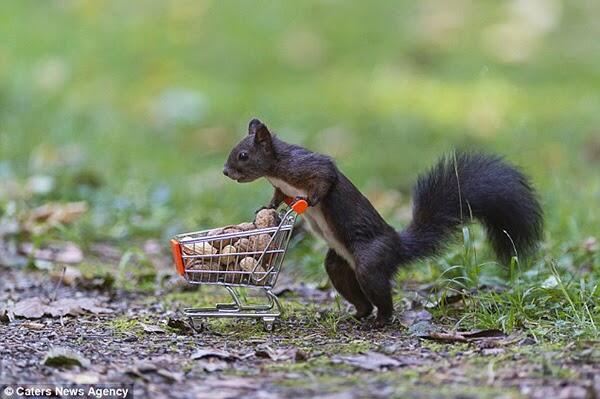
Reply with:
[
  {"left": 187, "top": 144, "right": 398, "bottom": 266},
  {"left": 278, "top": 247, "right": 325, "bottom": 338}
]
[
  {"left": 254, "top": 346, "right": 294, "bottom": 362},
  {"left": 196, "top": 359, "right": 229, "bottom": 373},
  {"left": 191, "top": 348, "right": 239, "bottom": 361},
  {"left": 0, "top": 307, "right": 14, "bottom": 324},
  {"left": 421, "top": 332, "right": 468, "bottom": 343},
  {"left": 166, "top": 317, "right": 192, "bottom": 334},
  {"left": 13, "top": 297, "right": 46, "bottom": 318},
  {"left": 420, "top": 329, "right": 507, "bottom": 343},
  {"left": 459, "top": 329, "right": 506, "bottom": 339},
  {"left": 60, "top": 371, "right": 100, "bottom": 384},
  {"left": 43, "top": 347, "right": 90, "bottom": 369},
  {"left": 141, "top": 323, "right": 166, "bottom": 334},
  {"left": 24, "top": 202, "right": 88, "bottom": 235},
  {"left": 22, "top": 321, "right": 45, "bottom": 330},
  {"left": 12, "top": 297, "right": 112, "bottom": 319},
  {"left": 336, "top": 351, "right": 401, "bottom": 371},
  {"left": 401, "top": 310, "right": 433, "bottom": 327},
  {"left": 21, "top": 242, "right": 83, "bottom": 264},
  {"left": 51, "top": 266, "right": 83, "bottom": 286}
]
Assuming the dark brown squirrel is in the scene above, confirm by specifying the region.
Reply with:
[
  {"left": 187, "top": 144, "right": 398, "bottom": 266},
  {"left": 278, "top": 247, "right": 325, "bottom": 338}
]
[{"left": 223, "top": 118, "right": 543, "bottom": 326}]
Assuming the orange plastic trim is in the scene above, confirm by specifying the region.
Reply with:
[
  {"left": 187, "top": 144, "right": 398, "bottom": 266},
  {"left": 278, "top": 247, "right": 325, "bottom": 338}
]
[
  {"left": 284, "top": 196, "right": 309, "bottom": 214},
  {"left": 291, "top": 199, "right": 309, "bottom": 214},
  {"left": 170, "top": 239, "right": 185, "bottom": 276}
]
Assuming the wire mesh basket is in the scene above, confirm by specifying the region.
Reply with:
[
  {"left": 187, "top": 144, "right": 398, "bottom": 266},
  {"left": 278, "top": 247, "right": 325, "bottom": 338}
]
[{"left": 170, "top": 198, "right": 307, "bottom": 331}]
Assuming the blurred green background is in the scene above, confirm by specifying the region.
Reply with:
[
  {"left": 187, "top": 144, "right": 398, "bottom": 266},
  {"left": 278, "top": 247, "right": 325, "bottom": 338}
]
[{"left": 1, "top": 1, "right": 598, "bottom": 276}]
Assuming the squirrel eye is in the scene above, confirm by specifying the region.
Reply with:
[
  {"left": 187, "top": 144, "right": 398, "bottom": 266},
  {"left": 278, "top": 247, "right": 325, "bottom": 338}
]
[{"left": 238, "top": 152, "right": 249, "bottom": 161}]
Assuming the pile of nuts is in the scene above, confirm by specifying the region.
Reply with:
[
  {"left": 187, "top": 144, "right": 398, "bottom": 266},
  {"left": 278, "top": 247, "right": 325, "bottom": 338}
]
[{"left": 180, "top": 209, "right": 280, "bottom": 285}]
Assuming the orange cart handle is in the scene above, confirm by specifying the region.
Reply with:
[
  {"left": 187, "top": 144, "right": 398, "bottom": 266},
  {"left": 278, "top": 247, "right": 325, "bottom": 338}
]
[{"left": 284, "top": 196, "right": 309, "bottom": 214}]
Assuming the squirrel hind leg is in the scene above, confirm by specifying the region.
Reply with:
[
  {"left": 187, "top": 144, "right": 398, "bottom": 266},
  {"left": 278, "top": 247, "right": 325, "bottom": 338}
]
[
  {"left": 353, "top": 245, "right": 398, "bottom": 327},
  {"left": 325, "top": 250, "right": 373, "bottom": 319}
]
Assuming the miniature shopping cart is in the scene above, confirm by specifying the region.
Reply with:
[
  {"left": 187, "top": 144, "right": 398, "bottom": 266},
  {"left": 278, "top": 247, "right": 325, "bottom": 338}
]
[{"left": 170, "top": 198, "right": 308, "bottom": 331}]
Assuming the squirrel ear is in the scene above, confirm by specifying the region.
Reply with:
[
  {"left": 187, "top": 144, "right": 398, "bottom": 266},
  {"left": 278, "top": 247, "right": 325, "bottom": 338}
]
[
  {"left": 248, "top": 118, "right": 263, "bottom": 135},
  {"left": 250, "top": 119, "right": 272, "bottom": 151}
]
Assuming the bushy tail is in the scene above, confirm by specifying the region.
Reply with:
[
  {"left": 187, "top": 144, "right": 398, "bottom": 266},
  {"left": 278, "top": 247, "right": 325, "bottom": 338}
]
[{"left": 398, "top": 152, "right": 543, "bottom": 264}]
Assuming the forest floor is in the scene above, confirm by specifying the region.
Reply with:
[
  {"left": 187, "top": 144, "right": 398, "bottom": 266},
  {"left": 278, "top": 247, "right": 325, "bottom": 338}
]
[{"left": 2, "top": 245, "right": 598, "bottom": 399}]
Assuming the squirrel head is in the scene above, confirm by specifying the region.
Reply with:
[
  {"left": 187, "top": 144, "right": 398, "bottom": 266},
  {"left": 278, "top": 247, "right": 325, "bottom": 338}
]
[{"left": 223, "top": 118, "right": 277, "bottom": 183}]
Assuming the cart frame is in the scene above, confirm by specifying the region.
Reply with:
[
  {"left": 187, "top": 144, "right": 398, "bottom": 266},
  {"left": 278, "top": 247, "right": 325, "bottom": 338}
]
[{"left": 170, "top": 198, "right": 307, "bottom": 331}]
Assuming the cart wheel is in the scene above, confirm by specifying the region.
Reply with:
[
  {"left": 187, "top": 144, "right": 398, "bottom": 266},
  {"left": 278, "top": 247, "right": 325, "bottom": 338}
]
[
  {"left": 188, "top": 317, "right": 204, "bottom": 333},
  {"left": 262, "top": 317, "right": 276, "bottom": 332}
]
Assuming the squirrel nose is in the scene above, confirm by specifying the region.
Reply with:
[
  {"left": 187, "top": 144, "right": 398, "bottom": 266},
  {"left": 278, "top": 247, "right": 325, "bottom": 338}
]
[{"left": 223, "top": 168, "right": 229, "bottom": 177}]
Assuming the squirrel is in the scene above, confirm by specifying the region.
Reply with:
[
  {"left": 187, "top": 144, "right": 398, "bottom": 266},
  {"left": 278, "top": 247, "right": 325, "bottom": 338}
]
[{"left": 223, "top": 118, "right": 543, "bottom": 326}]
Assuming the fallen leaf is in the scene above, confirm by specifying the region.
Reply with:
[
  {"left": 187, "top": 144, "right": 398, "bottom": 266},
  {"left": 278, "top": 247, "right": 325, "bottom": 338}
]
[
  {"left": 12, "top": 297, "right": 112, "bottom": 319},
  {"left": 401, "top": 310, "right": 433, "bottom": 327},
  {"left": 421, "top": 332, "right": 468, "bottom": 343},
  {"left": 408, "top": 320, "right": 439, "bottom": 337},
  {"left": 21, "top": 242, "right": 83, "bottom": 264},
  {"left": 196, "top": 359, "right": 229, "bottom": 373},
  {"left": 21, "top": 321, "right": 45, "bottom": 330},
  {"left": 191, "top": 348, "right": 238, "bottom": 361},
  {"left": 254, "top": 346, "right": 293, "bottom": 362},
  {"left": 336, "top": 351, "right": 401, "bottom": 371},
  {"left": 125, "top": 358, "right": 182, "bottom": 383},
  {"left": 47, "top": 298, "right": 113, "bottom": 317},
  {"left": 459, "top": 329, "right": 506, "bottom": 339},
  {"left": 420, "top": 329, "right": 507, "bottom": 343},
  {"left": 141, "top": 323, "right": 166, "bottom": 334},
  {"left": 24, "top": 202, "right": 88, "bottom": 235},
  {"left": 156, "top": 369, "right": 184, "bottom": 383},
  {"left": 166, "top": 317, "right": 192, "bottom": 334},
  {"left": 43, "top": 347, "right": 90, "bottom": 369},
  {"left": 481, "top": 348, "right": 506, "bottom": 356},
  {"left": 61, "top": 371, "right": 100, "bottom": 384},
  {"left": 51, "top": 266, "right": 83, "bottom": 286},
  {"left": 0, "top": 307, "right": 14, "bottom": 324},
  {"left": 13, "top": 297, "right": 46, "bottom": 318}
]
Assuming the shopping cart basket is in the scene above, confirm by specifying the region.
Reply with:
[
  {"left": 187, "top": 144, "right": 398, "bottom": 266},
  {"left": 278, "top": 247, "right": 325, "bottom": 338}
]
[{"left": 170, "top": 197, "right": 308, "bottom": 331}]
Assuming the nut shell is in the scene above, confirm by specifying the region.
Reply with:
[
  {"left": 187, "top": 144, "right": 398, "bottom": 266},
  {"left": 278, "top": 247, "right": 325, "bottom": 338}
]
[
  {"left": 236, "top": 222, "right": 256, "bottom": 231},
  {"left": 250, "top": 234, "right": 274, "bottom": 252},
  {"left": 181, "top": 241, "right": 218, "bottom": 256},
  {"left": 186, "top": 260, "right": 218, "bottom": 283},
  {"left": 205, "top": 228, "right": 224, "bottom": 237},
  {"left": 239, "top": 257, "right": 267, "bottom": 285},
  {"left": 234, "top": 238, "right": 252, "bottom": 253},
  {"left": 254, "top": 209, "right": 279, "bottom": 229},
  {"left": 219, "top": 245, "right": 237, "bottom": 266},
  {"left": 223, "top": 227, "right": 242, "bottom": 235}
]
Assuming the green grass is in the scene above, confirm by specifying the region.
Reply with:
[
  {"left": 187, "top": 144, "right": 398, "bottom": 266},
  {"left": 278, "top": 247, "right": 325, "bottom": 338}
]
[{"left": 0, "top": 1, "right": 598, "bottom": 343}]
